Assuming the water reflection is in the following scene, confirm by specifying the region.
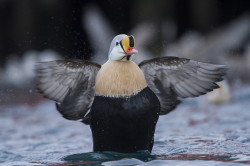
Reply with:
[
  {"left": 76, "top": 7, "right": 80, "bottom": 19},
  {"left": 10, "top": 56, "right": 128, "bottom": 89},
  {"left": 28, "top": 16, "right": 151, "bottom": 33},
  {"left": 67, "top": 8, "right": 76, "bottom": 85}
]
[
  {"left": 62, "top": 151, "right": 155, "bottom": 165},
  {"left": 58, "top": 151, "right": 246, "bottom": 166}
]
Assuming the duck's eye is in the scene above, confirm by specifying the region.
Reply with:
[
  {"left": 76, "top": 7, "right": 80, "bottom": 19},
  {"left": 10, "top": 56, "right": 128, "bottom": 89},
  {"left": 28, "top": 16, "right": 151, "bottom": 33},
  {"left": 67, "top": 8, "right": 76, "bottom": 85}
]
[{"left": 116, "top": 42, "right": 119, "bottom": 46}]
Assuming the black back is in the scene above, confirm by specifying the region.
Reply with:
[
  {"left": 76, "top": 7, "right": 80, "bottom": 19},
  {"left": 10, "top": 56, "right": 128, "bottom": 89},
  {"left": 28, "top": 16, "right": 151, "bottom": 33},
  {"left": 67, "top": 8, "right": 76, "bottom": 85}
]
[{"left": 90, "top": 87, "right": 160, "bottom": 153}]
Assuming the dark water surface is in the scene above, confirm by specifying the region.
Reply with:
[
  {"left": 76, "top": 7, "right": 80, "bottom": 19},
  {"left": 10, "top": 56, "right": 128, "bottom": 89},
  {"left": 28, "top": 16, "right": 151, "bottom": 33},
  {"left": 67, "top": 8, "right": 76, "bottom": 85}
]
[{"left": 0, "top": 85, "right": 250, "bottom": 165}]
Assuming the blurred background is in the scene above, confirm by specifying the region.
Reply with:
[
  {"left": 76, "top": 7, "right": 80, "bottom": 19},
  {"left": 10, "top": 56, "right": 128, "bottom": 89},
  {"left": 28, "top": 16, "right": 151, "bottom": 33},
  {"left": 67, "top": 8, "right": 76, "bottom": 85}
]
[
  {"left": 0, "top": 0, "right": 250, "bottom": 90},
  {"left": 1, "top": 0, "right": 250, "bottom": 165}
]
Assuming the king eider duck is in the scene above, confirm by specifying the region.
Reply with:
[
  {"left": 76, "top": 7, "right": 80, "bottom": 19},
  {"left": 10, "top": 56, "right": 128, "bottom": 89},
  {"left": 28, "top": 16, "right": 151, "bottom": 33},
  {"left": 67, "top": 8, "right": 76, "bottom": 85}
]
[{"left": 35, "top": 34, "right": 226, "bottom": 153}]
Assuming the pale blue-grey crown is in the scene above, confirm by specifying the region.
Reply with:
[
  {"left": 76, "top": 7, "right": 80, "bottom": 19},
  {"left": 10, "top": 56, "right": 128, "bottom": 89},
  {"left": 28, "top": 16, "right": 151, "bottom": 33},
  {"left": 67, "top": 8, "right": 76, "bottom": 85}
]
[{"left": 108, "top": 34, "right": 127, "bottom": 55}]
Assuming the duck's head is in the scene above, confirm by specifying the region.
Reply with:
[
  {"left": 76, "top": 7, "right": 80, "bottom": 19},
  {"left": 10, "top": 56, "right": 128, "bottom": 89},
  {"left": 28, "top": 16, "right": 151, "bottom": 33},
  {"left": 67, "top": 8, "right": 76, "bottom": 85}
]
[{"left": 108, "top": 34, "right": 138, "bottom": 61}]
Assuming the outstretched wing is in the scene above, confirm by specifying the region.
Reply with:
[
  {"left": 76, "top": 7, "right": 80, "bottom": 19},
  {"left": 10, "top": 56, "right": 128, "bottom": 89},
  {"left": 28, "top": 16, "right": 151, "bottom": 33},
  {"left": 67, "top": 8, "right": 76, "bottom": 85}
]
[
  {"left": 139, "top": 56, "right": 227, "bottom": 115},
  {"left": 35, "top": 59, "right": 101, "bottom": 122}
]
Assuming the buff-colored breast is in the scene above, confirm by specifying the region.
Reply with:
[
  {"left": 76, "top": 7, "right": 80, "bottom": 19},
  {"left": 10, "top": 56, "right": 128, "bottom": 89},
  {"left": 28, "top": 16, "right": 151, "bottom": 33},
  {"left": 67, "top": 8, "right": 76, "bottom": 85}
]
[{"left": 95, "top": 61, "right": 147, "bottom": 97}]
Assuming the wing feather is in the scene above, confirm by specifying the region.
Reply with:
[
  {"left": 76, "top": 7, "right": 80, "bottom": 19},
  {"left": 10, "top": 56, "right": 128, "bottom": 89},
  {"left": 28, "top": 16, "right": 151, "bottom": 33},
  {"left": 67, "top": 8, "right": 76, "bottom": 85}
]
[
  {"left": 139, "top": 56, "right": 226, "bottom": 115},
  {"left": 35, "top": 59, "right": 101, "bottom": 122}
]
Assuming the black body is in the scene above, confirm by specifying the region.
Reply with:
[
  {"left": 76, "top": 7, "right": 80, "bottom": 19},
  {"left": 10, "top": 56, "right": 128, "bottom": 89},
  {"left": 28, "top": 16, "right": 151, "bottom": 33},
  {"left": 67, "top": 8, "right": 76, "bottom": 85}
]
[{"left": 90, "top": 87, "right": 160, "bottom": 153}]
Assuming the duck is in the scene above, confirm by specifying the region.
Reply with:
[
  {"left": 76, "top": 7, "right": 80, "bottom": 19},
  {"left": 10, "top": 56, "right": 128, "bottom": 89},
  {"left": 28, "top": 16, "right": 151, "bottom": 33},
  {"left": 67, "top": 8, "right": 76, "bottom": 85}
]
[{"left": 35, "top": 34, "right": 226, "bottom": 153}]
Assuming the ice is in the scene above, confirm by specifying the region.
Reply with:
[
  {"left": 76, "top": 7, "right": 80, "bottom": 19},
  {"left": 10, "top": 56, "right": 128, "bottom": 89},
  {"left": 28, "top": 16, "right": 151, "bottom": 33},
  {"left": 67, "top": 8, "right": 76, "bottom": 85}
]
[
  {"left": 102, "top": 158, "right": 144, "bottom": 166},
  {"left": 141, "top": 160, "right": 246, "bottom": 166}
]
